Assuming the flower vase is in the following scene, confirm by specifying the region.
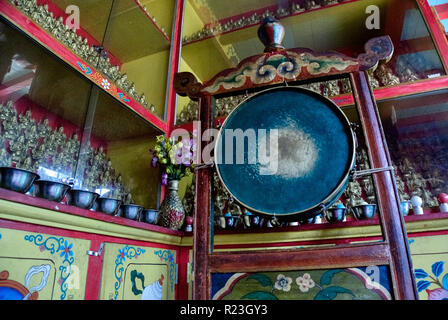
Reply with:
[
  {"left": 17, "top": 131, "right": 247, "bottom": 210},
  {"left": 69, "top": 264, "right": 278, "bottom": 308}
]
[{"left": 159, "top": 180, "right": 185, "bottom": 230}]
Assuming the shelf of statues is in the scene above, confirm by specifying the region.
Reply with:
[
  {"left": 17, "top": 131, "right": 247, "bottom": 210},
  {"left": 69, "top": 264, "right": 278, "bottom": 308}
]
[
  {"left": 393, "top": 160, "right": 447, "bottom": 215},
  {"left": 0, "top": 100, "right": 133, "bottom": 206},
  {"left": 182, "top": 0, "right": 351, "bottom": 45},
  {"left": 6, "top": 0, "right": 158, "bottom": 115},
  {"left": 391, "top": 134, "right": 448, "bottom": 203}
]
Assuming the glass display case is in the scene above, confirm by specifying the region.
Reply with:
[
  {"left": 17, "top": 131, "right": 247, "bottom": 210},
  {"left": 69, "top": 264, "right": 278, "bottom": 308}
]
[
  {"left": 47, "top": 0, "right": 114, "bottom": 48},
  {"left": 102, "top": 0, "right": 175, "bottom": 119},
  {"left": 176, "top": 0, "right": 445, "bottom": 124},
  {"left": 0, "top": 17, "right": 162, "bottom": 214},
  {"left": 3, "top": 0, "right": 176, "bottom": 122},
  {"left": 378, "top": 88, "right": 448, "bottom": 214}
]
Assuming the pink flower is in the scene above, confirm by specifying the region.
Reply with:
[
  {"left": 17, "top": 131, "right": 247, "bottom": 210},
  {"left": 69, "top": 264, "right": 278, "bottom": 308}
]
[
  {"left": 426, "top": 288, "right": 448, "bottom": 300},
  {"left": 296, "top": 273, "right": 315, "bottom": 292}
]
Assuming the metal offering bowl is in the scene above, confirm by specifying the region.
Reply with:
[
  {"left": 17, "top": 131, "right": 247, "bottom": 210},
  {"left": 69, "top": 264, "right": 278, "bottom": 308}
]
[
  {"left": 122, "top": 204, "right": 143, "bottom": 221},
  {"left": 324, "top": 207, "right": 346, "bottom": 223},
  {"left": 35, "top": 180, "right": 71, "bottom": 202},
  {"left": 0, "top": 167, "right": 39, "bottom": 194},
  {"left": 142, "top": 209, "right": 159, "bottom": 224},
  {"left": 351, "top": 204, "right": 377, "bottom": 220},
  {"left": 243, "top": 213, "right": 262, "bottom": 228},
  {"left": 299, "top": 216, "right": 317, "bottom": 225},
  {"left": 216, "top": 214, "right": 240, "bottom": 229},
  {"left": 96, "top": 197, "right": 122, "bottom": 215},
  {"left": 68, "top": 189, "right": 99, "bottom": 210}
]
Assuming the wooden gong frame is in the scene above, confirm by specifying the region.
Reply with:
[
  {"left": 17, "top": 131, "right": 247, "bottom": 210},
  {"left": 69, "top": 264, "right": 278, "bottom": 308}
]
[{"left": 174, "top": 31, "right": 418, "bottom": 300}]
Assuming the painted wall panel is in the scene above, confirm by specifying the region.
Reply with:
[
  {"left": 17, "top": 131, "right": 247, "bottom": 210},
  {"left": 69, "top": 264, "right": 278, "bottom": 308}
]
[
  {"left": 211, "top": 266, "right": 393, "bottom": 300},
  {"left": 0, "top": 227, "right": 90, "bottom": 300},
  {"left": 409, "top": 234, "right": 448, "bottom": 300},
  {"left": 99, "top": 242, "right": 176, "bottom": 300}
]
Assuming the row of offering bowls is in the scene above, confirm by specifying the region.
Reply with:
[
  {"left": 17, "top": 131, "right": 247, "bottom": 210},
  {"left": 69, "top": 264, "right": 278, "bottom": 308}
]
[
  {"left": 0, "top": 167, "right": 159, "bottom": 225},
  {"left": 215, "top": 204, "right": 377, "bottom": 230}
]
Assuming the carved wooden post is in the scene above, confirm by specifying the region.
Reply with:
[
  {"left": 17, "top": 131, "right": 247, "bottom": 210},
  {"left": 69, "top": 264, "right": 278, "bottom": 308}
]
[
  {"left": 192, "top": 93, "right": 213, "bottom": 300},
  {"left": 174, "top": 72, "right": 212, "bottom": 299},
  {"left": 350, "top": 71, "right": 418, "bottom": 300}
]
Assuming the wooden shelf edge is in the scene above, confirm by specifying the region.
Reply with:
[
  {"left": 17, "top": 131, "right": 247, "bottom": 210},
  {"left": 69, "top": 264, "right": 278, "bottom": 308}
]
[
  {"left": 180, "top": 212, "right": 448, "bottom": 247},
  {"left": 0, "top": 188, "right": 183, "bottom": 245},
  {"left": 208, "top": 242, "right": 390, "bottom": 273}
]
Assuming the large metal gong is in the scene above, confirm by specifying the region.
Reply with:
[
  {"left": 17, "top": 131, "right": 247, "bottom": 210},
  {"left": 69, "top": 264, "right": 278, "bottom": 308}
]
[{"left": 214, "top": 86, "right": 356, "bottom": 220}]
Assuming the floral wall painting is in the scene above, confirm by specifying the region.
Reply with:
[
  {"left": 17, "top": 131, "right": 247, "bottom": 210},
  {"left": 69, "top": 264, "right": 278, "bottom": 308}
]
[
  {"left": 211, "top": 267, "right": 392, "bottom": 300},
  {"left": 408, "top": 235, "right": 448, "bottom": 300},
  {"left": 100, "top": 243, "right": 175, "bottom": 300},
  {"left": 120, "top": 264, "right": 168, "bottom": 300},
  {"left": 129, "top": 269, "right": 164, "bottom": 300},
  {"left": 414, "top": 261, "right": 448, "bottom": 300},
  {"left": 0, "top": 228, "right": 90, "bottom": 300}
]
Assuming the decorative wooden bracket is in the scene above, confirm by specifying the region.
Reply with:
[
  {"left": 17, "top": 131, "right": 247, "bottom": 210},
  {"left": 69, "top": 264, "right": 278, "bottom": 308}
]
[
  {"left": 357, "top": 35, "right": 394, "bottom": 71},
  {"left": 173, "top": 72, "right": 203, "bottom": 100}
]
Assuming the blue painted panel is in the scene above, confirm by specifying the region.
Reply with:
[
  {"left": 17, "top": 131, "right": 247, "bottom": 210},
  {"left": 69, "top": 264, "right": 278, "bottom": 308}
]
[{"left": 0, "top": 287, "right": 25, "bottom": 300}]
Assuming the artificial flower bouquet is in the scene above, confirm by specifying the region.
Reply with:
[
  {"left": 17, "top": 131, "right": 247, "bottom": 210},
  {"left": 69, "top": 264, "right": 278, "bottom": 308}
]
[{"left": 150, "top": 134, "right": 195, "bottom": 185}]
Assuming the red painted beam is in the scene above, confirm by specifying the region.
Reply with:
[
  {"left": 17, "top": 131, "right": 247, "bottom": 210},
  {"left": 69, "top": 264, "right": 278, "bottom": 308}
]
[
  {"left": 418, "top": 0, "right": 448, "bottom": 72},
  {"left": 434, "top": 3, "right": 448, "bottom": 21},
  {"left": 166, "top": 0, "right": 185, "bottom": 135}
]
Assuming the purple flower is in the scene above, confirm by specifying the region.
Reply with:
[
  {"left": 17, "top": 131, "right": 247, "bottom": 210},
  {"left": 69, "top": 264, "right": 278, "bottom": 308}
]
[
  {"left": 151, "top": 156, "right": 158, "bottom": 168},
  {"left": 161, "top": 173, "right": 168, "bottom": 185},
  {"left": 182, "top": 137, "right": 191, "bottom": 147},
  {"left": 175, "top": 148, "right": 184, "bottom": 164},
  {"left": 181, "top": 152, "right": 193, "bottom": 166}
]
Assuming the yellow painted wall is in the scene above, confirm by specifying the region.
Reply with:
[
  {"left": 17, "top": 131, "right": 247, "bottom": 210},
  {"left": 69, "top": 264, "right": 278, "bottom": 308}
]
[
  {"left": 141, "top": 0, "right": 176, "bottom": 36},
  {"left": 121, "top": 49, "right": 171, "bottom": 118},
  {"left": 107, "top": 135, "right": 160, "bottom": 209},
  {"left": 182, "top": 0, "right": 206, "bottom": 37}
]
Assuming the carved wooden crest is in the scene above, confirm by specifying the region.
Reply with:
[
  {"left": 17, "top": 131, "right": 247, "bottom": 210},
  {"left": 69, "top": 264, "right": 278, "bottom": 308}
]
[{"left": 174, "top": 17, "right": 394, "bottom": 98}]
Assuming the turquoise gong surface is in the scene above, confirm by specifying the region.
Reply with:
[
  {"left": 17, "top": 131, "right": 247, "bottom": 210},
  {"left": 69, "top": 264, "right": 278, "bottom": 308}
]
[{"left": 214, "top": 87, "right": 355, "bottom": 218}]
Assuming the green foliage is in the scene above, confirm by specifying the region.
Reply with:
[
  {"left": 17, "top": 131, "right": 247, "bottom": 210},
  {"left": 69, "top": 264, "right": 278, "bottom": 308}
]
[
  {"left": 241, "top": 291, "right": 278, "bottom": 300},
  {"left": 320, "top": 269, "right": 343, "bottom": 286},
  {"left": 313, "top": 286, "right": 355, "bottom": 300},
  {"left": 246, "top": 274, "right": 273, "bottom": 287}
]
